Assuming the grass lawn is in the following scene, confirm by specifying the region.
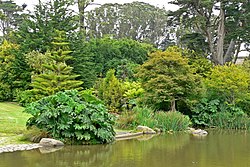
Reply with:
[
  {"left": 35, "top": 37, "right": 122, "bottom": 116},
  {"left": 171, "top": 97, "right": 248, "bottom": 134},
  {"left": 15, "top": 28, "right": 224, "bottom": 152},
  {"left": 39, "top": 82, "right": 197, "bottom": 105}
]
[{"left": 0, "top": 102, "right": 31, "bottom": 145}]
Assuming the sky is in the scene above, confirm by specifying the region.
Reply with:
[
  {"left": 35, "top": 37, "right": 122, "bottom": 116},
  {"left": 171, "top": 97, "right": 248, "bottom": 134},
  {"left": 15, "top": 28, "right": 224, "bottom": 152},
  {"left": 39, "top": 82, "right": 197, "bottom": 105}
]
[{"left": 14, "top": 0, "right": 179, "bottom": 11}]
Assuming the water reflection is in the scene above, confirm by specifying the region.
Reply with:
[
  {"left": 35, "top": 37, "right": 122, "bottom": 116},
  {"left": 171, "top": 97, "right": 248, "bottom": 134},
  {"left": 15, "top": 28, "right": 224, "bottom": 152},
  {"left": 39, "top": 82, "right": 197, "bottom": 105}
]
[{"left": 0, "top": 131, "right": 249, "bottom": 167}]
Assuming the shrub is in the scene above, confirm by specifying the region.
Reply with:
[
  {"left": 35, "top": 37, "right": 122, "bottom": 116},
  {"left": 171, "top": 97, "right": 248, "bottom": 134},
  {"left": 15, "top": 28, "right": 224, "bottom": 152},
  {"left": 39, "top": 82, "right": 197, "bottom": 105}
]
[
  {"left": 122, "top": 81, "right": 144, "bottom": 110},
  {"left": 115, "top": 111, "right": 137, "bottom": 129},
  {"left": 137, "top": 48, "right": 200, "bottom": 111},
  {"left": 134, "top": 106, "right": 156, "bottom": 128},
  {"left": 209, "top": 111, "right": 250, "bottom": 130},
  {"left": 24, "top": 90, "right": 116, "bottom": 144},
  {"left": 116, "top": 106, "right": 191, "bottom": 131},
  {"left": 204, "top": 64, "right": 250, "bottom": 105},
  {"left": 16, "top": 90, "right": 43, "bottom": 106},
  {"left": 191, "top": 97, "right": 250, "bottom": 128},
  {"left": 96, "top": 70, "right": 144, "bottom": 112},
  {"left": 154, "top": 111, "right": 191, "bottom": 131},
  {"left": 191, "top": 98, "right": 221, "bottom": 127},
  {"left": 96, "top": 69, "right": 124, "bottom": 113}
]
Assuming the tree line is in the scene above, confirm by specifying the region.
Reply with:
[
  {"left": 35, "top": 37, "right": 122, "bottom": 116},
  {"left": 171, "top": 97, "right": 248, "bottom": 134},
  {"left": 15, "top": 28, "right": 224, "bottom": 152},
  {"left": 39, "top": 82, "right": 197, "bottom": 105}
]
[{"left": 0, "top": 0, "right": 250, "bottom": 132}]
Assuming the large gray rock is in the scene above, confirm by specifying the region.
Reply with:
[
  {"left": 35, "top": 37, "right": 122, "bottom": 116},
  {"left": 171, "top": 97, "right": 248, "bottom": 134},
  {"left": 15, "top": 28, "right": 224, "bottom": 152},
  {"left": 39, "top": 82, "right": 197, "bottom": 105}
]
[
  {"left": 39, "top": 138, "right": 64, "bottom": 147},
  {"left": 137, "top": 125, "right": 156, "bottom": 134}
]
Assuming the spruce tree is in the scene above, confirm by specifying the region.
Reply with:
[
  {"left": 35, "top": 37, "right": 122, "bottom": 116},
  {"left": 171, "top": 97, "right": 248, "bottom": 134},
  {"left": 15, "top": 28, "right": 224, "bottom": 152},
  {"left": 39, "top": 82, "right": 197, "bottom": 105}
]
[{"left": 31, "top": 31, "right": 83, "bottom": 97}]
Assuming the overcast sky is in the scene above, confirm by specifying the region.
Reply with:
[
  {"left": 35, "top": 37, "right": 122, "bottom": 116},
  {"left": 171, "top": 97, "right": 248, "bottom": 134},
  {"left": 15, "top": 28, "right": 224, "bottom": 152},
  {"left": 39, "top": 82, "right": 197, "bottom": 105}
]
[{"left": 14, "top": 0, "right": 179, "bottom": 11}]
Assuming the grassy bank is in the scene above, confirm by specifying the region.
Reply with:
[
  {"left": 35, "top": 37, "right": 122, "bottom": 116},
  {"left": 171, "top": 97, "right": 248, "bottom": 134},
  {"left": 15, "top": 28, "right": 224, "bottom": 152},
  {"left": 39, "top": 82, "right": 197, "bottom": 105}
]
[{"left": 0, "top": 102, "right": 31, "bottom": 146}]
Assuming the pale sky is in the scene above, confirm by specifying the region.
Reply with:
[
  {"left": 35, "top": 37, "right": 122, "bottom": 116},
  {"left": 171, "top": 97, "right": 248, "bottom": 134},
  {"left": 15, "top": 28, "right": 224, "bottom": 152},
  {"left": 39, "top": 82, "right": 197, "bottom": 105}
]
[{"left": 14, "top": 0, "right": 179, "bottom": 11}]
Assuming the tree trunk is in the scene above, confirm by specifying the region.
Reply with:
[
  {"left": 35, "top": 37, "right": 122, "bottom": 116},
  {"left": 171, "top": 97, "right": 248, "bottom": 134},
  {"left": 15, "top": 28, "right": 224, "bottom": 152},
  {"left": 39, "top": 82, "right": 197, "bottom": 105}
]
[
  {"left": 77, "top": 0, "right": 85, "bottom": 31},
  {"left": 206, "top": 27, "right": 218, "bottom": 64},
  {"left": 224, "top": 39, "right": 236, "bottom": 63},
  {"left": 170, "top": 98, "right": 176, "bottom": 112},
  {"left": 216, "top": 3, "right": 225, "bottom": 65}
]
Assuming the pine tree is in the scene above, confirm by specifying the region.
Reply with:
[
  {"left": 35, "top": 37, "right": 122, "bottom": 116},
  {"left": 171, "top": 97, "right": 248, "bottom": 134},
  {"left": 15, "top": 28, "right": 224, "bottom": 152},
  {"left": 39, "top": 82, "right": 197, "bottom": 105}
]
[{"left": 31, "top": 31, "right": 83, "bottom": 97}]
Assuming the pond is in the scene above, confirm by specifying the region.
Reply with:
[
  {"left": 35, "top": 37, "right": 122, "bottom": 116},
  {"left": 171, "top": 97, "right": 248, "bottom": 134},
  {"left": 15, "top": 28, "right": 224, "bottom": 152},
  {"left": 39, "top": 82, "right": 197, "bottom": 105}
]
[{"left": 0, "top": 130, "right": 249, "bottom": 167}]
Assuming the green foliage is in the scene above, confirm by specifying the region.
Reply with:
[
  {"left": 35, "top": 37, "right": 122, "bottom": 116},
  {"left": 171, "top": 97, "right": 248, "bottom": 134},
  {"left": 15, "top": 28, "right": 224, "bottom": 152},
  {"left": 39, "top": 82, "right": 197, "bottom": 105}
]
[
  {"left": 169, "top": 0, "right": 249, "bottom": 64},
  {"left": 71, "top": 37, "right": 154, "bottom": 88},
  {"left": 111, "top": 59, "right": 139, "bottom": 81},
  {"left": 25, "top": 51, "right": 51, "bottom": 75},
  {"left": 116, "top": 106, "right": 191, "bottom": 131},
  {"left": 192, "top": 98, "right": 220, "bottom": 126},
  {"left": 96, "top": 69, "right": 144, "bottom": 112},
  {"left": 24, "top": 90, "right": 116, "bottom": 144},
  {"left": 154, "top": 111, "right": 191, "bottom": 131},
  {"left": 122, "top": 81, "right": 144, "bottom": 110},
  {"left": 0, "top": 40, "right": 31, "bottom": 101},
  {"left": 0, "top": 0, "right": 25, "bottom": 38},
  {"left": 96, "top": 69, "right": 124, "bottom": 113},
  {"left": 191, "top": 97, "right": 250, "bottom": 128},
  {"left": 180, "top": 33, "right": 209, "bottom": 54},
  {"left": 13, "top": 0, "right": 77, "bottom": 53},
  {"left": 137, "top": 47, "right": 200, "bottom": 111},
  {"left": 205, "top": 64, "right": 250, "bottom": 105},
  {"left": 210, "top": 111, "right": 250, "bottom": 130},
  {"left": 15, "top": 90, "right": 43, "bottom": 107},
  {"left": 28, "top": 31, "right": 83, "bottom": 101}
]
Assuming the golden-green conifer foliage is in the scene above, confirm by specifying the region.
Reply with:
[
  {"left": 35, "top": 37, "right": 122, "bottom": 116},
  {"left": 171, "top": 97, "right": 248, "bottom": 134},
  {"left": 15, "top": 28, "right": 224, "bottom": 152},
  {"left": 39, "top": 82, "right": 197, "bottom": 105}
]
[{"left": 31, "top": 31, "right": 83, "bottom": 97}]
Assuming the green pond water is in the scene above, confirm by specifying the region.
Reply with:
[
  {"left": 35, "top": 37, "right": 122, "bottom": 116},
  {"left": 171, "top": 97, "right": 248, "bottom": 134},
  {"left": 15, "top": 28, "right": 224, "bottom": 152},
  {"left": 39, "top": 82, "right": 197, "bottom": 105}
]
[{"left": 0, "top": 130, "right": 249, "bottom": 167}]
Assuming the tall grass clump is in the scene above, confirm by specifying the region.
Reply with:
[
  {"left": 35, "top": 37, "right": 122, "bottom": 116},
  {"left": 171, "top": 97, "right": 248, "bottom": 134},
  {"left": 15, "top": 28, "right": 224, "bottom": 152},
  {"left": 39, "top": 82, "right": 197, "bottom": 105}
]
[
  {"left": 115, "top": 106, "right": 155, "bottom": 129},
  {"left": 116, "top": 106, "right": 191, "bottom": 131},
  {"left": 115, "top": 111, "right": 137, "bottom": 129},
  {"left": 210, "top": 112, "right": 250, "bottom": 130},
  {"left": 154, "top": 111, "right": 191, "bottom": 131}
]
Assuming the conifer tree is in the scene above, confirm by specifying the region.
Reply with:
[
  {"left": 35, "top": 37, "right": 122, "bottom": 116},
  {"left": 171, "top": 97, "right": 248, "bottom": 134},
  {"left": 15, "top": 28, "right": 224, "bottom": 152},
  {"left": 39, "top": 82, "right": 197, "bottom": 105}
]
[
  {"left": 0, "top": 40, "right": 30, "bottom": 101},
  {"left": 31, "top": 31, "right": 83, "bottom": 97}
]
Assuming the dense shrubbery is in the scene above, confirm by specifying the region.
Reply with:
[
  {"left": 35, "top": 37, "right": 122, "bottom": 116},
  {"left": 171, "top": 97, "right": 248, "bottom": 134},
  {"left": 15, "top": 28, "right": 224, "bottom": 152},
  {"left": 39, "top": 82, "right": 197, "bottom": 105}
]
[
  {"left": 210, "top": 112, "right": 250, "bottom": 130},
  {"left": 188, "top": 64, "right": 250, "bottom": 128},
  {"left": 137, "top": 47, "right": 201, "bottom": 111},
  {"left": 24, "top": 90, "right": 116, "bottom": 144},
  {"left": 191, "top": 98, "right": 250, "bottom": 129},
  {"left": 71, "top": 37, "right": 154, "bottom": 88},
  {"left": 116, "top": 106, "right": 191, "bottom": 131},
  {"left": 96, "top": 69, "right": 144, "bottom": 112}
]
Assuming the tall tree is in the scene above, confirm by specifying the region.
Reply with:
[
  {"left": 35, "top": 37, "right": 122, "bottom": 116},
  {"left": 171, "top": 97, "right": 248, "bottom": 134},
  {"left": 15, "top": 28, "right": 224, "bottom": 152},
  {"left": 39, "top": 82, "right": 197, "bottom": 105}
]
[
  {"left": 85, "top": 2, "right": 171, "bottom": 49},
  {"left": 0, "top": 40, "right": 30, "bottom": 101},
  {"left": 13, "top": 0, "right": 77, "bottom": 53},
  {"left": 76, "top": 0, "right": 94, "bottom": 31},
  {"left": 137, "top": 47, "right": 200, "bottom": 111},
  {"left": 30, "top": 31, "right": 83, "bottom": 98},
  {"left": 0, "top": 0, "right": 26, "bottom": 39},
  {"left": 169, "top": 0, "right": 250, "bottom": 65}
]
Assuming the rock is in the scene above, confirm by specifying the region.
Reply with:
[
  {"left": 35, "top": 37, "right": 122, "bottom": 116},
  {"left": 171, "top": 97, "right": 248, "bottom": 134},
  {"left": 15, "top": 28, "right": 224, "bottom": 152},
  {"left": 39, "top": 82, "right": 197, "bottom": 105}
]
[
  {"left": 136, "top": 125, "right": 156, "bottom": 134},
  {"left": 191, "top": 129, "right": 208, "bottom": 136},
  {"left": 39, "top": 138, "right": 64, "bottom": 147},
  {"left": 39, "top": 146, "right": 64, "bottom": 154}
]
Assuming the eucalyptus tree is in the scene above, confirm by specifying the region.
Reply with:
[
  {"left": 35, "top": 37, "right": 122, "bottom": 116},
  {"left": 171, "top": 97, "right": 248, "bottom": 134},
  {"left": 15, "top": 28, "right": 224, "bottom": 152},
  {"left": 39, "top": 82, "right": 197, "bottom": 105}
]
[
  {"left": 169, "top": 0, "right": 250, "bottom": 65},
  {"left": 76, "top": 0, "right": 94, "bottom": 31},
  {"left": 0, "top": 0, "right": 26, "bottom": 39},
  {"left": 85, "top": 2, "right": 171, "bottom": 49}
]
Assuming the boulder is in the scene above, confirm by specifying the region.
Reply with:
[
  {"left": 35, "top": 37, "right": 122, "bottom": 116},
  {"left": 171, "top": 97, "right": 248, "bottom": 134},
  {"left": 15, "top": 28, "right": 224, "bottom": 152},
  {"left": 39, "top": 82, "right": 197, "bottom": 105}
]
[
  {"left": 191, "top": 129, "right": 208, "bottom": 136},
  {"left": 137, "top": 125, "right": 156, "bottom": 134},
  {"left": 39, "top": 138, "right": 64, "bottom": 147},
  {"left": 39, "top": 146, "right": 64, "bottom": 154}
]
